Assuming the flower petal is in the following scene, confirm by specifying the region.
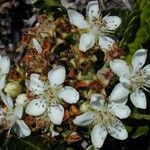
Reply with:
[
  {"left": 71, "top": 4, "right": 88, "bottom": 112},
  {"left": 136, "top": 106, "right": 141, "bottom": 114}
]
[
  {"left": 0, "top": 55, "right": 10, "bottom": 74},
  {"left": 143, "top": 64, "right": 150, "bottom": 87},
  {"left": 86, "top": 1, "right": 99, "bottom": 20},
  {"left": 132, "top": 49, "right": 148, "bottom": 72},
  {"left": 108, "top": 102, "right": 131, "bottom": 119},
  {"left": 0, "top": 75, "right": 6, "bottom": 91},
  {"left": 32, "top": 38, "right": 42, "bottom": 53},
  {"left": 48, "top": 66, "right": 66, "bottom": 86},
  {"left": 90, "top": 94, "right": 105, "bottom": 111},
  {"left": 16, "top": 120, "right": 31, "bottom": 137},
  {"left": 79, "top": 33, "right": 95, "bottom": 52},
  {"left": 68, "top": 9, "right": 89, "bottom": 29},
  {"left": 144, "top": 64, "right": 150, "bottom": 74},
  {"left": 26, "top": 74, "right": 45, "bottom": 95},
  {"left": 130, "top": 89, "right": 147, "bottom": 109},
  {"left": 110, "top": 59, "right": 130, "bottom": 78},
  {"left": 109, "top": 83, "right": 129, "bottom": 102},
  {"left": 99, "top": 36, "right": 115, "bottom": 50},
  {"left": 103, "top": 16, "right": 121, "bottom": 30},
  {"left": 106, "top": 119, "right": 128, "bottom": 140},
  {"left": 73, "top": 112, "right": 95, "bottom": 126},
  {"left": 25, "top": 99, "right": 46, "bottom": 116},
  {"left": 0, "top": 92, "right": 13, "bottom": 110},
  {"left": 14, "top": 104, "right": 23, "bottom": 119},
  {"left": 58, "top": 86, "right": 79, "bottom": 103},
  {"left": 91, "top": 124, "right": 107, "bottom": 149},
  {"left": 0, "top": 108, "right": 4, "bottom": 122},
  {"left": 48, "top": 104, "right": 64, "bottom": 125}
]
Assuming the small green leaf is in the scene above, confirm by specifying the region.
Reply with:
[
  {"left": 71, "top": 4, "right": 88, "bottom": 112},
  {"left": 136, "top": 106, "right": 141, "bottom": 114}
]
[
  {"left": 126, "top": 125, "right": 133, "bottom": 133},
  {"left": 43, "top": 0, "right": 58, "bottom": 7},
  {"left": 132, "top": 126, "right": 149, "bottom": 139}
]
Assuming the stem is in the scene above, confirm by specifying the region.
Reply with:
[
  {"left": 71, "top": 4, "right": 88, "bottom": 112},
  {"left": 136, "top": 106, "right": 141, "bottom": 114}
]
[
  {"left": 130, "top": 113, "right": 150, "bottom": 120},
  {"left": 17, "top": 137, "right": 42, "bottom": 150}
]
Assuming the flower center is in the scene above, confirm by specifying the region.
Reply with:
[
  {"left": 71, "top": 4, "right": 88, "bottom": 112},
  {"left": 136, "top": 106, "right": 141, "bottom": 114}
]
[
  {"left": 39, "top": 82, "right": 62, "bottom": 106},
  {"left": 90, "top": 17, "right": 106, "bottom": 35},
  {"left": 130, "top": 69, "right": 147, "bottom": 90},
  {"left": 93, "top": 107, "right": 117, "bottom": 126}
]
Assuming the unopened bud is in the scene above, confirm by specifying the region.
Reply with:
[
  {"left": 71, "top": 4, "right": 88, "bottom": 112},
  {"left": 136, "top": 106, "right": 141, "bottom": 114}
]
[
  {"left": 16, "top": 94, "right": 29, "bottom": 107},
  {"left": 4, "top": 81, "right": 22, "bottom": 97},
  {"left": 80, "top": 101, "right": 90, "bottom": 113}
]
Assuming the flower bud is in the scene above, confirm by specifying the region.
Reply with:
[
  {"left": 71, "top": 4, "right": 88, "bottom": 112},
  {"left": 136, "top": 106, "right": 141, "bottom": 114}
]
[
  {"left": 80, "top": 101, "right": 90, "bottom": 113},
  {"left": 4, "top": 81, "right": 22, "bottom": 97},
  {"left": 16, "top": 94, "right": 29, "bottom": 107}
]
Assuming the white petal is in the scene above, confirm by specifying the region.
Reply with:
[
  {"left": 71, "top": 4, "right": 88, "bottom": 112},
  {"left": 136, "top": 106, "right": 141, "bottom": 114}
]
[
  {"left": 90, "top": 94, "right": 105, "bottom": 111},
  {"left": 0, "top": 75, "right": 6, "bottom": 91},
  {"left": 0, "top": 55, "right": 10, "bottom": 74},
  {"left": 26, "top": 74, "right": 45, "bottom": 95},
  {"left": 0, "top": 108, "right": 4, "bottom": 122},
  {"left": 106, "top": 119, "right": 128, "bottom": 140},
  {"left": 132, "top": 49, "right": 148, "bottom": 72},
  {"left": 108, "top": 102, "right": 131, "bottom": 119},
  {"left": 0, "top": 93, "right": 13, "bottom": 110},
  {"left": 68, "top": 9, "right": 89, "bottom": 29},
  {"left": 103, "top": 16, "right": 121, "bottom": 30},
  {"left": 86, "top": 1, "right": 99, "bottom": 20},
  {"left": 144, "top": 64, "right": 150, "bottom": 74},
  {"left": 91, "top": 124, "right": 107, "bottom": 149},
  {"left": 32, "top": 38, "right": 42, "bottom": 53},
  {"left": 109, "top": 83, "right": 129, "bottom": 102},
  {"left": 25, "top": 99, "right": 46, "bottom": 116},
  {"left": 16, "top": 120, "right": 31, "bottom": 137},
  {"left": 48, "top": 66, "right": 66, "bottom": 86},
  {"left": 73, "top": 112, "right": 95, "bottom": 126},
  {"left": 48, "top": 104, "right": 64, "bottom": 125},
  {"left": 99, "top": 36, "right": 115, "bottom": 50},
  {"left": 110, "top": 59, "right": 130, "bottom": 78},
  {"left": 119, "top": 77, "right": 131, "bottom": 86},
  {"left": 130, "top": 89, "right": 147, "bottom": 109},
  {"left": 143, "top": 64, "right": 150, "bottom": 87},
  {"left": 58, "top": 86, "right": 79, "bottom": 104},
  {"left": 14, "top": 104, "right": 23, "bottom": 119},
  {"left": 79, "top": 33, "right": 95, "bottom": 52},
  {"left": 16, "top": 94, "right": 29, "bottom": 107}
]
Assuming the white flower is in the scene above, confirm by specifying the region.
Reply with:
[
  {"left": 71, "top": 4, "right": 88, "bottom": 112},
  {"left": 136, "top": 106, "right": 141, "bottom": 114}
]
[
  {"left": 0, "top": 93, "right": 31, "bottom": 137},
  {"left": 73, "top": 93, "right": 130, "bottom": 149},
  {"left": 68, "top": 1, "right": 121, "bottom": 52},
  {"left": 25, "top": 66, "right": 79, "bottom": 125},
  {"left": 0, "top": 55, "right": 10, "bottom": 91},
  {"left": 110, "top": 49, "right": 150, "bottom": 109}
]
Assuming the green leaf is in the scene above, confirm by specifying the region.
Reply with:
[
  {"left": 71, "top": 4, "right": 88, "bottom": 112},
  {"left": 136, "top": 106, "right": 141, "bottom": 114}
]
[
  {"left": 43, "top": 0, "right": 58, "bottom": 7},
  {"left": 126, "top": 125, "right": 133, "bottom": 133},
  {"left": 128, "top": 0, "right": 150, "bottom": 53},
  {"left": 132, "top": 126, "right": 149, "bottom": 139}
]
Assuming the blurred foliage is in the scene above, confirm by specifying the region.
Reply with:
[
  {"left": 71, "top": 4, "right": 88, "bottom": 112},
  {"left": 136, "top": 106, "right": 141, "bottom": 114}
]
[{"left": 120, "top": 0, "right": 150, "bottom": 62}]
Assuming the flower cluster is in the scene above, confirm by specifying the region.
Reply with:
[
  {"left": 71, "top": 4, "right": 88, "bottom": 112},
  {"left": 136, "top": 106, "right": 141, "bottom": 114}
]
[{"left": 0, "top": 0, "right": 149, "bottom": 149}]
